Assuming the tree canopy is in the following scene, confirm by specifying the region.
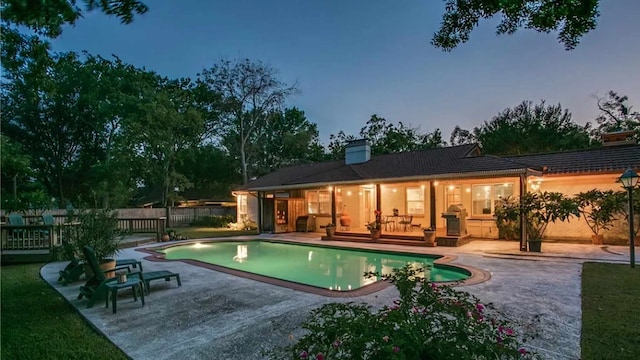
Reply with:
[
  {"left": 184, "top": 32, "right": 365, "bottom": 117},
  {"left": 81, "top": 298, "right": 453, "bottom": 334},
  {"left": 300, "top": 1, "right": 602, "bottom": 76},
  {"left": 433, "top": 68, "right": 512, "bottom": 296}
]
[
  {"left": 433, "top": 0, "right": 600, "bottom": 51},
  {"left": 1, "top": 0, "right": 148, "bottom": 37}
]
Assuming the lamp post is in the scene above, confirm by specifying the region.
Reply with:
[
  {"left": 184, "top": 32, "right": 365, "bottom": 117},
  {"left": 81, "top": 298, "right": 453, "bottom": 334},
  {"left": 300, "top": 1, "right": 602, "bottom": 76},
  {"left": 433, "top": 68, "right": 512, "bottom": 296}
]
[{"left": 619, "top": 168, "right": 639, "bottom": 268}]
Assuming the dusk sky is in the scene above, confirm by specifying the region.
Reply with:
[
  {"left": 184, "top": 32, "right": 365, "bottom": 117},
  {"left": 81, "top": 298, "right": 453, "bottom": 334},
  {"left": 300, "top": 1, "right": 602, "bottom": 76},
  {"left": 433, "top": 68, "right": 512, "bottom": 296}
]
[{"left": 51, "top": 0, "right": 640, "bottom": 144}]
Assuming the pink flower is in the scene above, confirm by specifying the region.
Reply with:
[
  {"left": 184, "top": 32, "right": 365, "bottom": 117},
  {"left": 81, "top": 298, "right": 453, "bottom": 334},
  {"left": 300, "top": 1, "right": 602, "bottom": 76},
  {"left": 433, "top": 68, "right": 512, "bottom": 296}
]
[
  {"left": 519, "top": 348, "right": 527, "bottom": 355},
  {"left": 466, "top": 311, "right": 473, "bottom": 318},
  {"left": 332, "top": 340, "right": 341, "bottom": 348},
  {"left": 393, "top": 346, "right": 400, "bottom": 353},
  {"left": 476, "top": 303, "right": 485, "bottom": 312},
  {"left": 498, "top": 325, "right": 504, "bottom": 333},
  {"left": 299, "top": 350, "right": 308, "bottom": 359},
  {"left": 316, "top": 353, "right": 324, "bottom": 360},
  {"left": 505, "top": 328, "right": 514, "bottom": 336},
  {"left": 430, "top": 283, "right": 438, "bottom": 289},
  {"left": 382, "top": 335, "right": 389, "bottom": 342}
]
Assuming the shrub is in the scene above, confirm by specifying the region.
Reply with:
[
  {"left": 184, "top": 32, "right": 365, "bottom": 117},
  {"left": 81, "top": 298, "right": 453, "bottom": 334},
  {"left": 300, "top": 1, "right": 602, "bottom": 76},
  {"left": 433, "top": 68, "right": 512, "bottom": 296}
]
[
  {"left": 270, "top": 266, "right": 539, "bottom": 360},
  {"left": 190, "top": 214, "right": 235, "bottom": 228},
  {"left": 495, "top": 197, "right": 521, "bottom": 240}
]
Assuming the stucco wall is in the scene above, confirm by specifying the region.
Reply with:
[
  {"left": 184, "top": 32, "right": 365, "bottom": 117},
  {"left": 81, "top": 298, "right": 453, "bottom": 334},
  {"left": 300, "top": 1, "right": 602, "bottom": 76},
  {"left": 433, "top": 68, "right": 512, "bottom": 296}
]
[{"left": 539, "top": 174, "right": 627, "bottom": 242}]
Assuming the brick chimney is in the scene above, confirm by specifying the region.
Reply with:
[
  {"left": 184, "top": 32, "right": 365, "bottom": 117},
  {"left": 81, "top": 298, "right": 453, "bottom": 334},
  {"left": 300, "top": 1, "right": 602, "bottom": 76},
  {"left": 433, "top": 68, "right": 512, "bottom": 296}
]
[{"left": 345, "top": 139, "right": 371, "bottom": 165}]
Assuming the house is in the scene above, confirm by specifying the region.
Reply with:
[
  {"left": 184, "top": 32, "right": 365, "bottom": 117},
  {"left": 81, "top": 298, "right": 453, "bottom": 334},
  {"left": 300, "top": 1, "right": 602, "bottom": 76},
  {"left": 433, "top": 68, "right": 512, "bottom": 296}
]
[{"left": 235, "top": 135, "right": 640, "bottom": 248}]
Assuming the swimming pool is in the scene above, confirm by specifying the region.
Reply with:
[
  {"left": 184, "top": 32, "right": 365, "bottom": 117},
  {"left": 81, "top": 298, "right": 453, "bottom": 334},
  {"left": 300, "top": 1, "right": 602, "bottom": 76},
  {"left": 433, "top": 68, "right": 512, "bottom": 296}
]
[{"left": 156, "top": 240, "right": 470, "bottom": 293}]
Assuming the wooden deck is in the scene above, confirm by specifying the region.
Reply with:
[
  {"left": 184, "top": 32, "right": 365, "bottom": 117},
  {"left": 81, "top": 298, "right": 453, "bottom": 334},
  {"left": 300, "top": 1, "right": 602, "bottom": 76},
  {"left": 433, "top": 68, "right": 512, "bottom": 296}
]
[{"left": 322, "top": 228, "right": 472, "bottom": 247}]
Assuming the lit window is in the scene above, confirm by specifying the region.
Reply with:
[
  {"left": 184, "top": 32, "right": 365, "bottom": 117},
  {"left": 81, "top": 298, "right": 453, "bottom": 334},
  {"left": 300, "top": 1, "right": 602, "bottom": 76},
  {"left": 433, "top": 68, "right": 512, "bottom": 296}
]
[
  {"left": 307, "top": 190, "right": 331, "bottom": 215},
  {"left": 471, "top": 183, "right": 514, "bottom": 216},
  {"left": 406, "top": 187, "right": 424, "bottom": 215}
]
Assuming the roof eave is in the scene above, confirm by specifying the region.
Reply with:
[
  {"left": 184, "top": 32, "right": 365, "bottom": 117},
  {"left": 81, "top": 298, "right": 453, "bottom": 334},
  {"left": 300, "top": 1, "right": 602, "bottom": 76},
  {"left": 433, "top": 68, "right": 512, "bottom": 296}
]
[{"left": 244, "top": 168, "right": 534, "bottom": 191}]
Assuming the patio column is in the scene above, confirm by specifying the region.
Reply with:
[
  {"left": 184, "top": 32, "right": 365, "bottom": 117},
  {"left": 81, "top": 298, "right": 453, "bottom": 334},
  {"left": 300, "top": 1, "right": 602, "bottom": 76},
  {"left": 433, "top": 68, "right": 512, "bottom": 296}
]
[
  {"left": 519, "top": 174, "right": 528, "bottom": 251},
  {"left": 331, "top": 187, "right": 337, "bottom": 226},
  {"left": 257, "top": 191, "right": 263, "bottom": 233},
  {"left": 430, "top": 181, "right": 436, "bottom": 228},
  {"left": 376, "top": 184, "right": 381, "bottom": 211}
]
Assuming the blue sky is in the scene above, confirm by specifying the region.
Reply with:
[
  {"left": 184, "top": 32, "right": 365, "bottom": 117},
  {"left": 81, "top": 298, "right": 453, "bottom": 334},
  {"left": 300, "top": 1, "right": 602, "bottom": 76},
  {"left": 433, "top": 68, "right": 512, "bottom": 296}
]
[{"left": 51, "top": 0, "right": 640, "bottom": 144}]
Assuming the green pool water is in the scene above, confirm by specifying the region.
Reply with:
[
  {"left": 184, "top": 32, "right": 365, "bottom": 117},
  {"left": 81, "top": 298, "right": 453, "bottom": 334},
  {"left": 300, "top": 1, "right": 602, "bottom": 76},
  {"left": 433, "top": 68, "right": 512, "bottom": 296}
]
[{"left": 161, "top": 240, "right": 470, "bottom": 291}]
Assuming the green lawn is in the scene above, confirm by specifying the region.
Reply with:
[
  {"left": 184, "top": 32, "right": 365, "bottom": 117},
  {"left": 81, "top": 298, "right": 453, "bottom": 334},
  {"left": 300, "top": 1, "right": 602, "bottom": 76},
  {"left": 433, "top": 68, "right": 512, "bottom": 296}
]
[
  {"left": 1, "top": 263, "right": 129, "bottom": 360},
  {"left": 171, "top": 227, "right": 259, "bottom": 239},
  {"left": 582, "top": 262, "right": 640, "bottom": 360}
]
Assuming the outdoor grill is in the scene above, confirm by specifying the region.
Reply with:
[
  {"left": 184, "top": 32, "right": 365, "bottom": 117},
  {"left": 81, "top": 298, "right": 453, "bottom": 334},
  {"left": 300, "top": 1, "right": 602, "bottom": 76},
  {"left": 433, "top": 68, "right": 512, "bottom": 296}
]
[
  {"left": 295, "top": 215, "right": 316, "bottom": 232},
  {"left": 441, "top": 204, "right": 468, "bottom": 236}
]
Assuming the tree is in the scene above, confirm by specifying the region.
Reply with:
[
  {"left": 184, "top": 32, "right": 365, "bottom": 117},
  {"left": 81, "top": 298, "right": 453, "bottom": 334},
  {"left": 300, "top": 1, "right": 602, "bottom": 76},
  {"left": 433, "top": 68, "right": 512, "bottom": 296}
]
[
  {"left": 197, "top": 59, "right": 298, "bottom": 184},
  {"left": 327, "top": 115, "right": 446, "bottom": 159},
  {"left": 1, "top": 30, "right": 156, "bottom": 207},
  {"left": 1, "top": 0, "right": 148, "bottom": 38},
  {"left": 592, "top": 91, "right": 640, "bottom": 143},
  {"left": 449, "top": 125, "right": 475, "bottom": 146},
  {"left": 126, "top": 77, "right": 206, "bottom": 207},
  {"left": 246, "top": 107, "right": 325, "bottom": 176},
  {"left": 472, "top": 100, "right": 593, "bottom": 155},
  {"left": 175, "top": 144, "right": 241, "bottom": 200},
  {"left": 433, "top": 0, "right": 600, "bottom": 51}
]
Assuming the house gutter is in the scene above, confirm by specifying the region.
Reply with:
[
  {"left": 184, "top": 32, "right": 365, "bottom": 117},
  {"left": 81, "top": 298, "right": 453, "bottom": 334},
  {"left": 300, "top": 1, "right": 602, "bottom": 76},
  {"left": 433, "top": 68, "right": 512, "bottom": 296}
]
[{"left": 244, "top": 168, "right": 541, "bottom": 192}]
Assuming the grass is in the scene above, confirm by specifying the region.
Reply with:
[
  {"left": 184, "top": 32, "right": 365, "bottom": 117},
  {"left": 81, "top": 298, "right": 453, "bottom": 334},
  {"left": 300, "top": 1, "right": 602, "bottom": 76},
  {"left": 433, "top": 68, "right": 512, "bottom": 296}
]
[
  {"left": 170, "top": 227, "right": 259, "bottom": 239},
  {"left": 1, "top": 263, "right": 129, "bottom": 360},
  {"left": 581, "top": 262, "right": 640, "bottom": 360}
]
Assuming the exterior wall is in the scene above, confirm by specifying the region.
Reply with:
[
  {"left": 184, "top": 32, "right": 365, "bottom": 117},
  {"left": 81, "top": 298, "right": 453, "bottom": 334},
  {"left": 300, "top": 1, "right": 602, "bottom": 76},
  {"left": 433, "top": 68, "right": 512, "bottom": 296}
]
[
  {"left": 538, "top": 173, "right": 627, "bottom": 242},
  {"left": 434, "top": 176, "right": 521, "bottom": 239},
  {"left": 247, "top": 193, "right": 259, "bottom": 224},
  {"left": 380, "top": 181, "right": 428, "bottom": 229}
]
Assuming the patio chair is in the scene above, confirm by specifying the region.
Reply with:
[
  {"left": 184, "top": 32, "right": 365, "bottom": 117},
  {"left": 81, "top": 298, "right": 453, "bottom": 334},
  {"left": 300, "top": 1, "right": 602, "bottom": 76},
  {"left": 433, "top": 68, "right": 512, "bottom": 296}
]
[
  {"left": 7, "top": 214, "right": 25, "bottom": 225},
  {"left": 398, "top": 215, "right": 414, "bottom": 232},
  {"left": 78, "top": 246, "right": 143, "bottom": 308},
  {"left": 59, "top": 255, "right": 143, "bottom": 285}
]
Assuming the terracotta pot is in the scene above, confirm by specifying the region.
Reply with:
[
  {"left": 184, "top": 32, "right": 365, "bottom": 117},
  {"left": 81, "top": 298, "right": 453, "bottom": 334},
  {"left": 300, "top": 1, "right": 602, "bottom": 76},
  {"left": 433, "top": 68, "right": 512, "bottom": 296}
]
[
  {"left": 591, "top": 234, "right": 603, "bottom": 245},
  {"left": 423, "top": 231, "right": 437, "bottom": 247},
  {"left": 325, "top": 227, "right": 336, "bottom": 238},
  {"left": 370, "top": 229, "right": 381, "bottom": 240},
  {"left": 162, "top": 234, "right": 170, "bottom": 242},
  {"left": 340, "top": 208, "right": 351, "bottom": 227},
  {"left": 84, "top": 259, "right": 116, "bottom": 279}
]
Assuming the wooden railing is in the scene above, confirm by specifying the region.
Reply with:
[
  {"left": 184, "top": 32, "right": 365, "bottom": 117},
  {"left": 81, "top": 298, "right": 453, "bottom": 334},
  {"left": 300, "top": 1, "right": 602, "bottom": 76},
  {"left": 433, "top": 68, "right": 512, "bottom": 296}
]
[
  {"left": 1, "top": 225, "right": 56, "bottom": 251},
  {"left": 117, "top": 217, "right": 166, "bottom": 240},
  {"left": 1, "top": 217, "right": 167, "bottom": 253}
]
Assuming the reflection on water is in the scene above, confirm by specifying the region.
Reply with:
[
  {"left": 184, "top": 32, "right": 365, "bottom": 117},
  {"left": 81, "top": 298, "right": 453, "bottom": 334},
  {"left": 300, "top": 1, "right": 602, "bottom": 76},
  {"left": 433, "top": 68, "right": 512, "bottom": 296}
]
[
  {"left": 232, "top": 244, "right": 248, "bottom": 262},
  {"left": 164, "top": 241, "right": 468, "bottom": 291}
]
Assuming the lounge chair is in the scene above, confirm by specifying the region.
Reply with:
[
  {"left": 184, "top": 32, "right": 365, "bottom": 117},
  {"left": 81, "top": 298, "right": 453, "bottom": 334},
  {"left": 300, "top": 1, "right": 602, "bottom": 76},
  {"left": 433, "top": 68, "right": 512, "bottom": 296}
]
[
  {"left": 59, "top": 256, "right": 143, "bottom": 285},
  {"left": 78, "top": 246, "right": 144, "bottom": 309},
  {"left": 7, "top": 214, "right": 25, "bottom": 225}
]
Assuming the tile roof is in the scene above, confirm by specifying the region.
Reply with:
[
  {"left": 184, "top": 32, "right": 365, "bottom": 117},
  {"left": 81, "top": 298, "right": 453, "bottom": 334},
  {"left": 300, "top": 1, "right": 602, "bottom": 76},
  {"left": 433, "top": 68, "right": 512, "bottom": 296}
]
[
  {"left": 504, "top": 144, "right": 640, "bottom": 175},
  {"left": 243, "top": 144, "right": 531, "bottom": 190},
  {"left": 241, "top": 143, "right": 640, "bottom": 191}
]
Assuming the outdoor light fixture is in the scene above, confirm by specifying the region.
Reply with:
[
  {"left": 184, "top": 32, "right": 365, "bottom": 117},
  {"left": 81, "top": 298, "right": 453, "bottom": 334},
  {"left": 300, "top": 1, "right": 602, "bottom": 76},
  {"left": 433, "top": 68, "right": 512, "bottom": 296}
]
[{"left": 619, "top": 168, "right": 639, "bottom": 268}]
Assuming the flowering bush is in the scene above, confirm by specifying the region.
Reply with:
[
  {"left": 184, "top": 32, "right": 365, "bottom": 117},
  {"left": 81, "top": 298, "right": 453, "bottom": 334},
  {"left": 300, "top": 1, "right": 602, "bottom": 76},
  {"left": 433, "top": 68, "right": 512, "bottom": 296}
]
[{"left": 271, "top": 266, "right": 539, "bottom": 360}]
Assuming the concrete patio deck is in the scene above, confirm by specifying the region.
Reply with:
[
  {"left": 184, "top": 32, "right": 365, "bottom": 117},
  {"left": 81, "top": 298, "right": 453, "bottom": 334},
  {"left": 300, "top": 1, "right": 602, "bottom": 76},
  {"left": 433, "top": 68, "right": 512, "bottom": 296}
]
[{"left": 40, "top": 235, "right": 635, "bottom": 360}]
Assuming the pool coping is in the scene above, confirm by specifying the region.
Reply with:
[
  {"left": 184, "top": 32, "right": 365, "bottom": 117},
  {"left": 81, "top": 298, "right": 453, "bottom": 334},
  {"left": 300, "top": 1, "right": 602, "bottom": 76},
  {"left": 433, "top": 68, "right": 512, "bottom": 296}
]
[{"left": 137, "top": 238, "right": 491, "bottom": 297}]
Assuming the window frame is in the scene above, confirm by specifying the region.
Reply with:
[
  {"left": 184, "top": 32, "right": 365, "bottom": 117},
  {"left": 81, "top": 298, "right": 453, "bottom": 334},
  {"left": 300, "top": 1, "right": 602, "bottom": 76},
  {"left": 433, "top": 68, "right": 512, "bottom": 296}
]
[
  {"left": 306, "top": 190, "right": 332, "bottom": 216},
  {"left": 470, "top": 183, "right": 514, "bottom": 217},
  {"left": 405, "top": 187, "right": 425, "bottom": 216}
]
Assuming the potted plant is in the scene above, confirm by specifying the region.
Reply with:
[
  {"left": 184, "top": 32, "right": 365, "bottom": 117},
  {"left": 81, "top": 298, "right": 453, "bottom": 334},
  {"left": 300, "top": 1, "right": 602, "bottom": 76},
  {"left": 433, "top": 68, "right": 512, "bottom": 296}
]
[
  {"left": 325, "top": 223, "right": 336, "bottom": 238},
  {"left": 366, "top": 210, "right": 383, "bottom": 239},
  {"left": 501, "top": 191, "right": 579, "bottom": 252},
  {"left": 423, "top": 226, "right": 436, "bottom": 246},
  {"left": 73, "top": 209, "right": 123, "bottom": 278},
  {"left": 575, "top": 189, "right": 626, "bottom": 245}
]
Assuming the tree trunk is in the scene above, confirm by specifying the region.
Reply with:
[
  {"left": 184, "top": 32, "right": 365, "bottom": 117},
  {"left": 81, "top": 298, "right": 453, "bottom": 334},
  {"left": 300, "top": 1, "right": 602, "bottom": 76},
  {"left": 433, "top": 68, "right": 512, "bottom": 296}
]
[{"left": 240, "top": 141, "right": 248, "bottom": 185}]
